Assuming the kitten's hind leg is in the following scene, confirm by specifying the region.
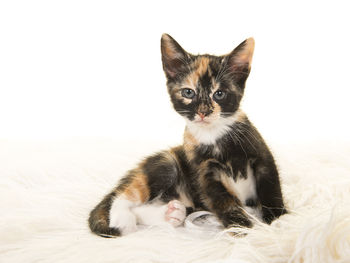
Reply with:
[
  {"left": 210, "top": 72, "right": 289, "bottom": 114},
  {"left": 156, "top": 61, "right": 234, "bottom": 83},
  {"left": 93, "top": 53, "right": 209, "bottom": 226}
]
[
  {"left": 88, "top": 169, "right": 150, "bottom": 237},
  {"left": 89, "top": 149, "right": 182, "bottom": 237}
]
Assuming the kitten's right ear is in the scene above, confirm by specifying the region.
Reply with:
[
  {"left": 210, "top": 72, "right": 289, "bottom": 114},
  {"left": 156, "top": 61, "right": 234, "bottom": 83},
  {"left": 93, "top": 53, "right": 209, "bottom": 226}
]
[
  {"left": 225, "top": 38, "right": 255, "bottom": 87},
  {"left": 161, "top": 34, "right": 190, "bottom": 80}
]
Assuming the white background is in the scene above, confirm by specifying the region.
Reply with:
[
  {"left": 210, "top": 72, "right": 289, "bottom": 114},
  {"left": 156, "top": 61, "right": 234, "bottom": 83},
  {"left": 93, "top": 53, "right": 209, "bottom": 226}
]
[{"left": 0, "top": 0, "right": 349, "bottom": 143}]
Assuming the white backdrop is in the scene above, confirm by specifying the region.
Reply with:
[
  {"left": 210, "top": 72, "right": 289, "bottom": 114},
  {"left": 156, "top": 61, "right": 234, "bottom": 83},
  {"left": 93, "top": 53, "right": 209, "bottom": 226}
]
[
  {"left": 2, "top": 2, "right": 350, "bottom": 262},
  {"left": 1, "top": 0, "right": 349, "bottom": 143}
]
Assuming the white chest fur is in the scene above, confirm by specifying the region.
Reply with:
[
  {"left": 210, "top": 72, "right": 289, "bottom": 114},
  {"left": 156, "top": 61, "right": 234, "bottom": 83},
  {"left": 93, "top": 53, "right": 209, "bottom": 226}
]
[
  {"left": 185, "top": 110, "right": 244, "bottom": 145},
  {"left": 220, "top": 163, "right": 257, "bottom": 204}
]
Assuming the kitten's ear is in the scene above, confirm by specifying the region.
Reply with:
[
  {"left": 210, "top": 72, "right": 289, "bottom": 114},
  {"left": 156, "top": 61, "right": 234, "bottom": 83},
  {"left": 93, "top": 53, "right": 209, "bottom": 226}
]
[
  {"left": 225, "top": 38, "right": 255, "bottom": 86},
  {"left": 161, "top": 34, "right": 190, "bottom": 80}
]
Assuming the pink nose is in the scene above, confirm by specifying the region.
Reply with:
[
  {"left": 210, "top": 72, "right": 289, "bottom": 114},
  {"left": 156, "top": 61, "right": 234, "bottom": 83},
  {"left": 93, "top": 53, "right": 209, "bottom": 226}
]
[{"left": 198, "top": 112, "right": 205, "bottom": 120}]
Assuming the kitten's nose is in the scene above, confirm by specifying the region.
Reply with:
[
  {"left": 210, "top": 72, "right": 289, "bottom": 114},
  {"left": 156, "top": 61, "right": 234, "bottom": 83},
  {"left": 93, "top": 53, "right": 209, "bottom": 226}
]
[
  {"left": 197, "top": 105, "right": 212, "bottom": 119},
  {"left": 198, "top": 112, "right": 205, "bottom": 120}
]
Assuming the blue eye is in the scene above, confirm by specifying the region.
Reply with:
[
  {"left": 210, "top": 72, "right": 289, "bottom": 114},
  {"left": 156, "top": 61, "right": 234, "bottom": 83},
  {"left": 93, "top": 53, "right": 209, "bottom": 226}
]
[
  {"left": 213, "top": 90, "right": 226, "bottom": 100},
  {"left": 181, "top": 88, "right": 196, "bottom": 99}
]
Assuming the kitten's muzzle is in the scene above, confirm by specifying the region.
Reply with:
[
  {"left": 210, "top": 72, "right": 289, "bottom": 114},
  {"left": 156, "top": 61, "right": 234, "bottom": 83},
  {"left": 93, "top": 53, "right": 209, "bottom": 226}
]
[
  {"left": 196, "top": 109, "right": 213, "bottom": 124},
  {"left": 197, "top": 104, "right": 213, "bottom": 119}
]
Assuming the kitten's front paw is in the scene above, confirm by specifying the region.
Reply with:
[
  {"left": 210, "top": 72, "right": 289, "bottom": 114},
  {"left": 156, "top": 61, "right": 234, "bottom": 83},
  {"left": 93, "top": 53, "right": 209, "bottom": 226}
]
[
  {"left": 262, "top": 207, "right": 288, "bottom": 224},
  {"left": 165, "top": 200, "right": 186, "bottom": 227},
  {"left": 220, "top": 209, "right": 253, "bottom": 228}
]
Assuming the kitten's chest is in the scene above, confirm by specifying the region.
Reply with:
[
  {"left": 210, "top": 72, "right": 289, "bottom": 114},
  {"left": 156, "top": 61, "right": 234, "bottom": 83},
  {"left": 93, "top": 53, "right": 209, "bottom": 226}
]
[
  {"left": 183, "top": 127, "right": 256, "bottom": 177},
  {"left": 190, "top": 140, "right": 247, "bottom": 165},
  {"left": 220, "top": 161, "right": 258, "bottom": 204},
  {"left": 185, "top": 140, "right": 258, "bottom": 206}
]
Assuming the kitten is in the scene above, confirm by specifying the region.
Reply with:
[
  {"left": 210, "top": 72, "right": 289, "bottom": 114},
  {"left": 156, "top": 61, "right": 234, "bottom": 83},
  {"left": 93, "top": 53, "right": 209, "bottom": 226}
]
[{"left": 88, "top": 34, "right": 287, "bottom": 237}]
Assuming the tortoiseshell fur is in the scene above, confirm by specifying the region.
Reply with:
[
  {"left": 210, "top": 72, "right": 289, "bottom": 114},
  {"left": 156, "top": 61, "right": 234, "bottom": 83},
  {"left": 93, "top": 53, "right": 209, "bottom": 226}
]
[{"left": 88, "top": 34, "right": 287, "bottom": 237}]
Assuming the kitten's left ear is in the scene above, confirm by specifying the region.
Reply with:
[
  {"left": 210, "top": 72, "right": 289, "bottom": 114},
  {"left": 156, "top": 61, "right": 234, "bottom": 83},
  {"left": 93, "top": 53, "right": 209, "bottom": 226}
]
[
  {"left": 161, "top": 34, "right": 190, "bottom": 80},
  {"left": 226, "top": 38, "right": 255, "bottom": 86}
]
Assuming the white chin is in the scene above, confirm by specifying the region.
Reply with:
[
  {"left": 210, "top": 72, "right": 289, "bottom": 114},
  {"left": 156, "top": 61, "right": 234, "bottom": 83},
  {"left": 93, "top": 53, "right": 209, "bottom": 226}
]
[
  {"left": 186, "top": 115, "right": 238, "bottom": 145},
  {"left": 193, "top": 120, "right": 211, "bottom": 125}
]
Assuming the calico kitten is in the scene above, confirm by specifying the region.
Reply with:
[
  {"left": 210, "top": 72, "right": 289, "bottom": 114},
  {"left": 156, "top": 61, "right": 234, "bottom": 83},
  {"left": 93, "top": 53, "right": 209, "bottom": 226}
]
[{"left": 88, "top": 34, "right": 287, "bottom": 237}]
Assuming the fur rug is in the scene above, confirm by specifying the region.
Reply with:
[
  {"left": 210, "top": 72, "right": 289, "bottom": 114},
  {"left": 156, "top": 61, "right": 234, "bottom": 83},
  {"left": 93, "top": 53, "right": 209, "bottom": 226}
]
[{"left": 1, "top": 138, "right": 350, "bottom": 263}]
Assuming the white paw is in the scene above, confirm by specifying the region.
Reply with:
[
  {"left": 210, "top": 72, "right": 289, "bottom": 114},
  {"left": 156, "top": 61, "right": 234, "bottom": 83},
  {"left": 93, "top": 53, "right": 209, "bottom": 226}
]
[
  {"left": 109, "top": 198, "right": 138, "bottom": 235},
  {"left": 165, "top": 200, "right": 186, "bottom": 227},
  {"left": 109, "top": 211, "right": 137, "bottom": 235}
]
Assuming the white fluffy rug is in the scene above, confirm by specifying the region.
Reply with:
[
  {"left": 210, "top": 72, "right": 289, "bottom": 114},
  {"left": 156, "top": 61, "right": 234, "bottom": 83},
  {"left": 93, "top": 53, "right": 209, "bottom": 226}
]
[{"left": 1, "top": 138, "right": 350, "bottom": 263}]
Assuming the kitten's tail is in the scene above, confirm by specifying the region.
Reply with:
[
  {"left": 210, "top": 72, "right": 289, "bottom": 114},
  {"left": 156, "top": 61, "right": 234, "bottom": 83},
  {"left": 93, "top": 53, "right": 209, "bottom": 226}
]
[{"left": 88, "top": 193, "right": 120, "bottom": 238}]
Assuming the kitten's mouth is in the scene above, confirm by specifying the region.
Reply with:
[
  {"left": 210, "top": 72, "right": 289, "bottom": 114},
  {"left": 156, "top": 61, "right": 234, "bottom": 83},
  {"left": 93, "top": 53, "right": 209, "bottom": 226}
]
[{"left": 194, "top": 119, "right": 211, "bottom": 125}]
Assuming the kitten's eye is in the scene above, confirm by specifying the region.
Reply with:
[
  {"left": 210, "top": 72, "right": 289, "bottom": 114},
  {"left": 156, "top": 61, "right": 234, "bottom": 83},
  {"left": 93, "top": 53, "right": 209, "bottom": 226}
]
[
  {"left": 213, "top": 90, "right": 226, "bottom": 100},
  {"left": 181, "top": 88, "right": 196, "bottom": 99}
]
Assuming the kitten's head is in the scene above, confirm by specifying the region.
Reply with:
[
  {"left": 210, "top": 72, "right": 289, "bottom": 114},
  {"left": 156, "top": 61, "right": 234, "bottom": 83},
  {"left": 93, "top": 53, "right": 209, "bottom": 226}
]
[{"left": 161, "top": 34, "right": 254, "bottom": 127}]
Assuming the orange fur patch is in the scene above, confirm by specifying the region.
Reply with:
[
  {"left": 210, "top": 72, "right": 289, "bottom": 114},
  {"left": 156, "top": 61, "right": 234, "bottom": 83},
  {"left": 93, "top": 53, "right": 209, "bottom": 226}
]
[
  {"left": 212, "top": 100, "right": 221, "bottom": 115},
  {"left": 231, "top": 38, "right": 255, "bottom": 68},
  {"left": 233, "top": 109, "right": 247, "bottom": 123},
  {"left": 183, "top": 128, "right": 199, "bottom": 161},
  {"left": 172, "top": 85, "right": 192, "bottom": 105},
  {"left": 220, "top": 172, "right": 237, "bottom": 197},
  {"left": 184, "top": 57, "right": 210, "bottom": 88},
  {"left": 123, "top": 171, "right": 150, "bottom": 203},
  {"left": 161, "top": 34, "right": 183, "bottom": 59}
]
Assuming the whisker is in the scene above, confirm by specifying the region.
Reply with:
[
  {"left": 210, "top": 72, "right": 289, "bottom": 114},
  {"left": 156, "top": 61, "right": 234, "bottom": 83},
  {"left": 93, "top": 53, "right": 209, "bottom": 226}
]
[
  {"left": 215, "top": 58, "right": 230, "bottom": 83},
  {"left": 235, "top": 128, "right": 258, "bottom": 154},
  {"left": 228, "top": 130, "right": 248, "bottom": 158},
  {"left": 176, "top": 110, "right": 191, "bottom": 114},
  {"left": 220, "top": 111, "right": 236, "bottom": 117},
  {"left": 216, "top": 64, "right": 231, "bottom": 83},
  {"left": 235, "top": 122, "right": 261, "bottom": 145}
]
